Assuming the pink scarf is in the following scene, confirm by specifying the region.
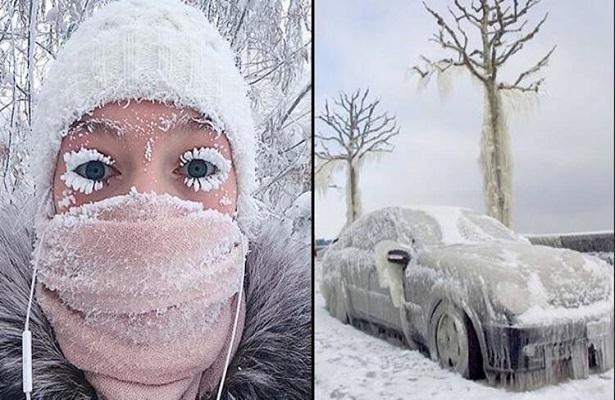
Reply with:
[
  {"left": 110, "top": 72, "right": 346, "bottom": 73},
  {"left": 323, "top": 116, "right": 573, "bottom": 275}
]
[{"left": 35, "top": 194, "right": 247, "bottom": 400}]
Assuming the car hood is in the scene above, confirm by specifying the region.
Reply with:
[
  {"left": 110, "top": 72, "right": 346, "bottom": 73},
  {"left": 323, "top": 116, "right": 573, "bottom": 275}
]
[{"left": 415, "top": 242, "right": 614, "bottom": 315}]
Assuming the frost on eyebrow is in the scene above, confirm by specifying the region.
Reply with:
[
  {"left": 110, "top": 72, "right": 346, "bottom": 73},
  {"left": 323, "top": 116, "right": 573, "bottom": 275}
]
[
  {"left": 68, "top": 118, "right": 128, "bottom": 137},
  {"left": 157, "top": 113, "right": 223, "bottom": 138}
]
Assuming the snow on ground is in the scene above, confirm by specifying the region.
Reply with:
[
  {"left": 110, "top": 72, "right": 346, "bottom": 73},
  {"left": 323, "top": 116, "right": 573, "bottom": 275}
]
[{"left": 314, "top": 261, "right": 614, "bottom": 400}]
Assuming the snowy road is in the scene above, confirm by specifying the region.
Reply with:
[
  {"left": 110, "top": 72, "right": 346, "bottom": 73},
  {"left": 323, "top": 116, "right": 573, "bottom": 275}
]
[{"left": 314, "top": 262, "right": 614, "bottom": 400}]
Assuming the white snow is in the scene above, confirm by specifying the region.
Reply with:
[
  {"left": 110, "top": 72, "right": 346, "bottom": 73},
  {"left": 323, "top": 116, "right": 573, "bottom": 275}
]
[{"left": 315, "top": 261, "right": 614, "bottom": 400}]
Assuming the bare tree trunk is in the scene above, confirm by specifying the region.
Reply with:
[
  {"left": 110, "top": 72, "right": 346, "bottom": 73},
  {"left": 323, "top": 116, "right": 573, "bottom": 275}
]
[
  {"left": 344, "top": 158, "right": 363, "bottom": 226},
  {"left": 346, "top": 159, "right": 356, "bottom": 226},
  {"left": 480, "top": 84, "right": 513, "bottom": 227}
]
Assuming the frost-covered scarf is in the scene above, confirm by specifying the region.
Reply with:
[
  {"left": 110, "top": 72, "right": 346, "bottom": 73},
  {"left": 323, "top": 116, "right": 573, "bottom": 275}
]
[{"left": 34, "top": 193, "right": 247, "bottom": 400}]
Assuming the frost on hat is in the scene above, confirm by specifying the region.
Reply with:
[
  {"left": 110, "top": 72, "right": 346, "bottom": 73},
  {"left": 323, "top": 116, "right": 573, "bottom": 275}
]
[{"left": 31, "top": 0, "right": 258, "bottom": 234}]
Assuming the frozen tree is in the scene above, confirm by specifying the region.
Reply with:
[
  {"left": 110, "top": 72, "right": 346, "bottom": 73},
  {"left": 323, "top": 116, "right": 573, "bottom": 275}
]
[
  {"left": 192, "top": 0, "right": 312, "bottom": 235},
  {"left": 1, "top": 0, "right": 108, "bottom": 193},
  {"left": 316, "top": 89, "right": 400, "bottom": 227},
  {"left": 413, "top": 0, "right": 555, "bottom": 228},
  {"left": 0, "top": 0, "right": 310, "bottom": 237}
]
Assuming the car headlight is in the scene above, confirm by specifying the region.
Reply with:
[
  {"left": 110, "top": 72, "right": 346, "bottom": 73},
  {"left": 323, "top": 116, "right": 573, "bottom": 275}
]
[{"left": 494, "top": 281, "right": 530, "bottom": 315}]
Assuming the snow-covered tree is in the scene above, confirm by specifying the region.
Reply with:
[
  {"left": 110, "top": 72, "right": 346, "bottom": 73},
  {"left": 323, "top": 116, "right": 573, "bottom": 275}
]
[
  {"left": 413, "top": 0, "right": 555, "bottom": 228},
  {"left": 0, "top": 0, "right": 310, "bottom": 237},
  {"left": 316, "top": 89, "right": 400, "bottom": 227}
]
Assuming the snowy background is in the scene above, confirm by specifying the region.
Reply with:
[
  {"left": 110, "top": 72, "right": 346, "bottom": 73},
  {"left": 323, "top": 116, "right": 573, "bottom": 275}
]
[
  {"left": 314, "top": 261, "right": 614, "bottom": 400},
  {"left": 315, "top": 0, "right": 614, "bottom": 239}
]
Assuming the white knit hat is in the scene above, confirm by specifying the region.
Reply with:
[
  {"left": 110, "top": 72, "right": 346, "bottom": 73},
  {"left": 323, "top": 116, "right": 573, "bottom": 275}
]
[{"left": 30, "top": 0, "right": 258, "bottom": 234}]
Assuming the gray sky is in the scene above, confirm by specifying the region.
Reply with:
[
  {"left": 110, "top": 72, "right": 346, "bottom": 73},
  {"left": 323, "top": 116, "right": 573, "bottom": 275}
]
[{"left": 315, "top": 0, "right": 614, "bottom": 239}]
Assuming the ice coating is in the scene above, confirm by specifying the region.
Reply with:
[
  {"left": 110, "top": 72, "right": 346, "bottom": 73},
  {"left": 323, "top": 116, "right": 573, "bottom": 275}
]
[
  {"left": 321, "top": 205, "right": 614, "bottom": 390},
  {"left": 374, "top": 240, "right": 412, "bottom": 308},
  {"left": 323, "top": 205, "right": 613, "bottom": 320},
  {"left": 329, "top": 206, "right": 529, "bottom": 253},
  {"left": 412, "top": 242, "right": 613, "bottom": 321},
  {"left": 315, "top": 258, "right": 615, "bottom": 398}
]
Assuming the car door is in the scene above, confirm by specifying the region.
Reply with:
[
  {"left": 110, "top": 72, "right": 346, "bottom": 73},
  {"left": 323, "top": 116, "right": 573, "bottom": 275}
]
[
  {"left": 343, "top": 247, "right": 374, "bottom": 321},
  {"left": 368, "top": 255, "right": 403, "bottom": 330}
]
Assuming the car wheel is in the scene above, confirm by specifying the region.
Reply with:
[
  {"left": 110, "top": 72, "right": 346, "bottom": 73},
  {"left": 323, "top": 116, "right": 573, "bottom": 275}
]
[{"left": 429, "top": 301, "right": 482, "bottom": 379}]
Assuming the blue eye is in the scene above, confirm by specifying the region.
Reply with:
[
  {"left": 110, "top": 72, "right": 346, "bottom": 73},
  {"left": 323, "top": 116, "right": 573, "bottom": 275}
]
[
  {"left": 184, "top": 159, "right": 215, "bottom": 178},
  {"left": 178, "top": 147, "right": 230, "bottom": 192},
  {"left": 75, "top": 160, "right": 115, "bottom": 181}
]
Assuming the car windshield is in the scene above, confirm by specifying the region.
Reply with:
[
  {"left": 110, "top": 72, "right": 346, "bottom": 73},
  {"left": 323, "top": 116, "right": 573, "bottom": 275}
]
[
  {"left": 399, "top": 206, "right": 527, "bottom": 247},
  {"left": 334, "top": 206, "right": 527, "bottom": 251}
]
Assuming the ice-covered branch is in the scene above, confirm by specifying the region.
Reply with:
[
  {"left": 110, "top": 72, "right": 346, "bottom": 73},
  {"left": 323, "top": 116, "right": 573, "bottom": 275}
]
[
  {"left": 413, "top": 0, "right": 555, "bottom": 228},
  {"left": 316, "top": 88, "right": 400, "bottom": 224}
]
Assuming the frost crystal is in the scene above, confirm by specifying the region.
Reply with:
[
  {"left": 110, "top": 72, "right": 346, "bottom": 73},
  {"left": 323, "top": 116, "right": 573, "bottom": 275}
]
[
  {"left": 144, "top": 137, "right": 154, "bottom": 161},
  {"left": 180, "top": 147, "right": 231, "bottom": 192},
  {"left": 220, "top": 195, "right": 232, "bottom": 206}
]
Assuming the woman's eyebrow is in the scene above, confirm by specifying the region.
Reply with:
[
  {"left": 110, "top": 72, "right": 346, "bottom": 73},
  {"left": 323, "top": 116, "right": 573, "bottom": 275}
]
[
  {"left": 67, "top": 118, "right": 126, "bottom": 136},
  {"left": 173, "top": 115, "right": 220, "bottom": 134}
]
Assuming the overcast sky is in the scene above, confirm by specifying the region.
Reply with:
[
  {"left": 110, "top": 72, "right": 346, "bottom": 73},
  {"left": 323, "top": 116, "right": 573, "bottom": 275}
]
[{"left": 314, "top": 0, "right": 614, "bottom": 239}]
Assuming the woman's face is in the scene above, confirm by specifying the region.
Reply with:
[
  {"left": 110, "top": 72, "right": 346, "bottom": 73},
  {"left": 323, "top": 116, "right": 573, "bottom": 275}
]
[{"left": 52, "top": 100, "right": 237, "bottom": 214}]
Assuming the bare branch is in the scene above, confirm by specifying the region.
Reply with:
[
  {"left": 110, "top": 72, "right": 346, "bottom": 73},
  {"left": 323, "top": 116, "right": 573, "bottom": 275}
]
[
  {"left": 495, "top": 12, "right": 549, "bottom": 66},
  {"left": 415, "top": 1, "right": 487, "bottom": 82},
  {"left": 415, "top": 0, "right": 554, "bottom": 93},
  {"left": 499, "top": 44, "right": 556, "bottom": 92},
  {"left": 316, "top": 88, "right": 400, "bottom": 163}
]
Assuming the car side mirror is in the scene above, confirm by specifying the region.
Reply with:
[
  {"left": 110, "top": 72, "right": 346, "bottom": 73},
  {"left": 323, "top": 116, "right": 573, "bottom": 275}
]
[{"left": 387, "top": 249, "right": 411, "bottom": 266}]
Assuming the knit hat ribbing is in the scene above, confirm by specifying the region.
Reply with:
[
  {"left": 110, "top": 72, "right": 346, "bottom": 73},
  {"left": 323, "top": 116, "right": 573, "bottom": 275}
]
[{"left": 31, "top": 0, "right": 257, "bottom": 234}]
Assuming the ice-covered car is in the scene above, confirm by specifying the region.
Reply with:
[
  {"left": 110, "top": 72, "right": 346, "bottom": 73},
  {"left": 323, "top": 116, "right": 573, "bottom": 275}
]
[{"left": 321, "top": 206, "right": 614, "bottom": 390}]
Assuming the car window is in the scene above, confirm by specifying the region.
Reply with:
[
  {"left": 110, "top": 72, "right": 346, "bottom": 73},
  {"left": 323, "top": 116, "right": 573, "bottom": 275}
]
[
  {"left": 337, "top": 209, "right": 400, "bottom": 251},
  {"left": 399, "top": 207, "right": 526, "bottom": 246},
  {"left": 399, "top": 209, "right": 443, "bottom": 246}
]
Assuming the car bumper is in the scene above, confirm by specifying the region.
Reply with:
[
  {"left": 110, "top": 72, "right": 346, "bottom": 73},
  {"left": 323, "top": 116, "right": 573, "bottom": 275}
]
[{"left": 482, "top": 314, "right": 614, "bottom": 390}]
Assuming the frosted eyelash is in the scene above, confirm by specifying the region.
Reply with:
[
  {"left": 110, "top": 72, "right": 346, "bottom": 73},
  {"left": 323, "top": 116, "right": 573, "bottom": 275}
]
[
  {"left": 180, "top": 147, "right": 231, "bottom": 192},
  {"left": 61, "top": 148, "right": 115, "bottom": 195}
]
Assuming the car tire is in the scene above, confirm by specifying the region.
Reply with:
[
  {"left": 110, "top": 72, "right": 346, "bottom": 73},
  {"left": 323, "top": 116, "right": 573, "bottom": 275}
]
[{"left": 429, "top": 301, "right": 482, "bottom": 379}]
